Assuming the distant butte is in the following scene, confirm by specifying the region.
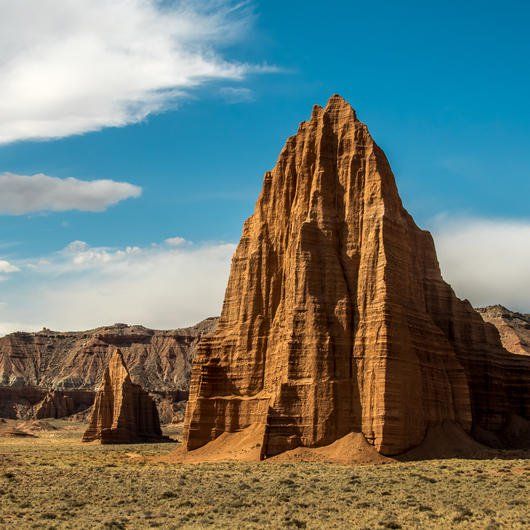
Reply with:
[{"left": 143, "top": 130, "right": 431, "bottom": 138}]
[
  {"left": 476, "top": 305, "right": 530, "bottom": 356},
  {"left": 180, "top": 95, "right": 530, "bottom": 461},
  {"left": 0, "top": 318, "right": 217, "bottom": 422}
]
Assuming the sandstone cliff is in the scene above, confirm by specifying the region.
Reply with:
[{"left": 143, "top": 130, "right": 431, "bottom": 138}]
[
  {"left": 183, "top": 95, "right": 530, "bottom": 459},
  {"left": 83, "top": 349, "right": 169, "bottom": 444},
  {"left": 0, "top": 318, "right": 217, "bottom": 419},
  {"left": 476, "top": 305, "right": 530, "bottom": 356}
]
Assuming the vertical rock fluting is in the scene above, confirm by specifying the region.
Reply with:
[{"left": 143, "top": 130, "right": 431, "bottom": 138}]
[
  {"left": 82, "top": 349, "right": 167, "bottom": 444},
  {"left": 183, "top": 95, "right": 530, "bottom": 457}
]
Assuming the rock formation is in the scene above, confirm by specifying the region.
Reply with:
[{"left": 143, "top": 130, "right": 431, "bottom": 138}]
[
  {"left": 33, "top": 390, "right": 77, "bottom": 419},
  {"left": 83, "top": 349, "right": 169, "bottom": 443},
  {"left": 183, "top": 95, "right": 530, "bottom": 459},
  {"left": 477, "top": 305, "right": 530, "bottom": 356},
  {"left": 0, "top": 387, "right": 93, "bottom": 421},
  {"left": 0, "top": 318, "right": 217, "bottom": 420}
]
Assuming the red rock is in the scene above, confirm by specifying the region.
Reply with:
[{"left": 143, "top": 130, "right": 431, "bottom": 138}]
[
  {"left": 82, "top": 349, "right": 170, "bottom": 444},
  {"left": 0, "top": 318, "right": 216, "bottom": 421},
  {"left": 183, "top": 95, "right": 530, "bottom": 459},
  {"left": 0, "top": 319, "right": 216, "bottom": 391}
]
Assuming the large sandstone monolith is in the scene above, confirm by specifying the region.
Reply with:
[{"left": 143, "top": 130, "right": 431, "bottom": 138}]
[
  {"left": 83, "top": 349, "right": 168, "bottom": 444},
  {"left": 182, "top": 95, "right": 530, "bottom": 459}
]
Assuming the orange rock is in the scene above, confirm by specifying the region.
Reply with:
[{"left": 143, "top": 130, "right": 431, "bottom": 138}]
[
  {"left": 82, "top": 349, "right": 169, "bottom": 444},
  {"left": 183, "top": 95, "right": 530, "bottom": 458}
]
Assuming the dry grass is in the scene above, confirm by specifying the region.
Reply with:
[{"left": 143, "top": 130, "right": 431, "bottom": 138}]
[{"left": 0, "top": 420, "right": 529, "bottom": 529}]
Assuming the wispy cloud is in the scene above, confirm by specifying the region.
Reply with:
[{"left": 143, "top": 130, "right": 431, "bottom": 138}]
[
  {"left": 0, "top": 0, "right": 270, "bottom": 144},
  {"left": 0, "top": 173, "right": 141, "bottom": 214},
  {"left": 0, "top": 238, "right": 234, "bottom": 334},
  {"left": 0, "top": 260, "right": 19, "bottom": 274},
  {"left": 432, "top": 215, "right": 530, "bottom": 313},
  {"left": 219, "top": 86, "right": 255, "bottom": 103}
]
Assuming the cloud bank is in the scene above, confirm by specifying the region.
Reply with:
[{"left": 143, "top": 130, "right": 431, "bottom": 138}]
[
  {"left": 0, "top": 238, "right": 234, "bottom": 335},
  {"left": 0, "top": 0, "right": 264, "bottom": 144},
  {"left": 0, "top": 216, "right": 527, "bottom": 336},
  {"left": 432, "top": 216, "right": 530, "bottom": 313},
  {"left": 0, "top": 173, "right": 141, "bottom": 214}
]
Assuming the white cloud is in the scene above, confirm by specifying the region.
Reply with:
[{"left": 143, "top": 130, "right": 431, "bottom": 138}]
[
  {"left": 432, "top": 216, "right": 530, "bottom": 313},
  {"left": 0, "top": 0, "right": 268, "bottom": 144},
  {"left": 0, "top": 238, "right": 234, "bottom": 334},
  {"left": 0, "top": 172, "right": 141, "bottom": 214},
  {"left": 0, "top": 260, "right": 19, "bottom": 273},
  {"left": 165, "top": 236, "right": 187, "bottom": 247}
]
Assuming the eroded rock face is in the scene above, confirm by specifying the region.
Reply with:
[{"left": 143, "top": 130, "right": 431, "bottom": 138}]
[
  {"left": 476, "top": 305, "right": 530, "bottom": 356},
  {"left": 184, "top": 95, "right": 530, "bottom": 457},
  {"left": 0, "top": 318, "right": 217, "bottom": 420},
  {"left": 83, "top": 349, "right": 168, "bottom": 443},
  {"left": 0, "top": 318, "right": 217, "bottom": 391},
  {"left": 34, "top": 390, "right": 86, "bottom": 419},
  {"left": 0, "top": 387, "right": 93, "bottom": 420}
]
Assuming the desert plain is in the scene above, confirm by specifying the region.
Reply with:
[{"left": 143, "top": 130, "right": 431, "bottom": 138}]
[{"left": 1, "top": 419, "right": 529, "bottom": 530}]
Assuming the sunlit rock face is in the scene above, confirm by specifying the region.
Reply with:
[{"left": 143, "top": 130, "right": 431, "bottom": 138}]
[{"left": 184, "top": 95, "right": 530, "bottom": 457}]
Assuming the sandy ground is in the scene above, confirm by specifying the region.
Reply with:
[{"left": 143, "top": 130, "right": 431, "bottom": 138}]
[{"left": 0, "top": 419, "right": 529, "bottom": 529}]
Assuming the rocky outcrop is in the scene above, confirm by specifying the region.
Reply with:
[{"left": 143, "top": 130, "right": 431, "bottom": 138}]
[
  {"left": 0, "top": 387, "right": 93, "bottom": 420},
  {"left": 183, "top": 95, "right": 530, "bottom": 459},
  {"left": 33, "top": 391, "right": 77, "bottom": 419},
  {"left": 476, "top": 305, "right": 530, "bottom": 356},
  {"left": 83, "top": 349, "right": 169, "bottom": 444},
  {"left": 0, "top": 318, "right": 217, "bottom": 420},
  {"left": 0, "top": 318, "right": 217, "bottom": 390}
]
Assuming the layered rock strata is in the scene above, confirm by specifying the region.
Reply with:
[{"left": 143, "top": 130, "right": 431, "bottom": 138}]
[
  {"left": 83, "top": 350, "right": 168, "bottom": 444},
  {"left": 183, "top": 95, "right": 530, "bottom": 458},
  {"left": 476, "top": 305, "right": 530, "bottom": 356},
  {"left": 0, "top": 318, "right": 217, "bottom": 390},
  {"left": 0, "top": 387, "right": 93, "bottom": 420},
  {"left": 0, "top": 318, "right": 216, "bottom": 420}
]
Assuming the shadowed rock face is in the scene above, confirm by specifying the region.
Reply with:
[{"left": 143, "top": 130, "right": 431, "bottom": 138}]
[
  {"left": 183, "top": 95, "right": 530, "bottom": 457},
  {"left": 33, "top": 390, "right": 77, "bottom": 419},
  {"left": 83, "top": 349, "right": 167, "bottom": 444}
]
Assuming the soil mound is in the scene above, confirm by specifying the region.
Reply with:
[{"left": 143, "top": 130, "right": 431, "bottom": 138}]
[
  {"left": 15, "top": 420, "right": 58, "bottom": 432},
  {"left": 167, "top": 423, "right": 265, "bottom": 463},
  {"left": 268, "top": 433, "right": 391, "bottom": 465},
  {"left": 399, "top": 422, "right": 491, "bottom": 461}
]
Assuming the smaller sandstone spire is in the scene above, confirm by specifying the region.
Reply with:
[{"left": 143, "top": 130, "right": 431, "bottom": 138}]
[
  {"left": 82, "top": 349, "right": 169, "bottom": 444},
  {"left": 34, "top": 390, "right": 76, "bottom": 419}
]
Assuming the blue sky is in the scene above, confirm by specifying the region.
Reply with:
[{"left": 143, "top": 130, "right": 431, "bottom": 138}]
[{"left": 0, "top": 1, "right": 528, "bottom": 332}]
